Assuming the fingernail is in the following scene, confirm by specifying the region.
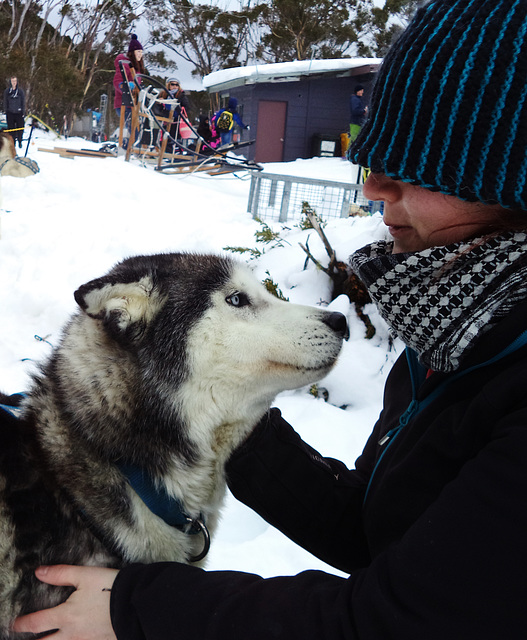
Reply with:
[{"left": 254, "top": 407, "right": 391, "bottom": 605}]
[{"left": 36, "top": 566, "right": 49, "bottom": 576}]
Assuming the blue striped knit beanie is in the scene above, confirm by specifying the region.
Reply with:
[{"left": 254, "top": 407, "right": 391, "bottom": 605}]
[{"left": 349, "top": 0, "right": 527, "bottom": 211}]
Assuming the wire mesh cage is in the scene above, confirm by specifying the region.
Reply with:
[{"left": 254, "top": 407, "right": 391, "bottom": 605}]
[{"left": 247, "top": 172, "right": 379, "bottom": 223}]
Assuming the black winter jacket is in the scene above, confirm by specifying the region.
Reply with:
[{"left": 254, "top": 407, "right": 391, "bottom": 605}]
[
  {"left": 350, "top": 94, "right": 366, "bottom": 125},
  {"left": 3, "top": 85, "right": 25, "bottom": 114},
  {"left": 110, "top": 301, "right": 527, "bottom": 640}
]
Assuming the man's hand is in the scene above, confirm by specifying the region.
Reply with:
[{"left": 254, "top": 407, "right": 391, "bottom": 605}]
[{"left": 13, "top": 565, "right": 119, "bottom": 640}]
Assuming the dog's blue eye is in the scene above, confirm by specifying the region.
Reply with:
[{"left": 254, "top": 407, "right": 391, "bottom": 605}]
[{"left": 226, "top": 292, "right": 249, "bottom": 307}]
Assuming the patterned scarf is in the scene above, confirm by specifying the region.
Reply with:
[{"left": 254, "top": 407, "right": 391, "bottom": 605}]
[{"left": 350, "top": 231, "right": 527, "bottom": 372}]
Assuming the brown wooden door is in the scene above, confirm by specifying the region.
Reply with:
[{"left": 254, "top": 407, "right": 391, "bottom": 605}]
[{"left": 255, "top": 100, "right": 287, "bottom": 163}]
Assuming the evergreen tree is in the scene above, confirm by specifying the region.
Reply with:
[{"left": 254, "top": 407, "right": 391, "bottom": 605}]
[
  {"left": 353, "top": 0, "right": 423, "bottom": 56},
  {"left": 257, "top": 0, "right": 357, "bottom": 62},
  {"left": 147, "top": 0, "right": 265, "bottom": 77}
]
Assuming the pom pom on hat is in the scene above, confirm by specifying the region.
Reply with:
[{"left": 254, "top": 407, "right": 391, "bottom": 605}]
[
  {"left": 128, "top": 34, "right": 143, "bottom": 52},
  {"left": 349, "top": 0, "right": 527, "bottom": 212}
]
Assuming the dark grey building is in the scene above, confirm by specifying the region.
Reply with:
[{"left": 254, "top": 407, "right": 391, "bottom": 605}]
[{"left": 203, "top": 59, "right": 380, "bottom": 163}]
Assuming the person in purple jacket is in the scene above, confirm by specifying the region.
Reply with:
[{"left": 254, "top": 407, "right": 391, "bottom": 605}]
[{"left": 14, "top": 1, "right": 527, "bottom": 638}]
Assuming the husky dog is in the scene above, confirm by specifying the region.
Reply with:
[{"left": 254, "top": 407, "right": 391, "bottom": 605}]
[
  {"left": 0, "top": 131, "right": 39, "bottom": 178},
  {"left": 0, "top": 252, "right": 347, "bottom": 637}
]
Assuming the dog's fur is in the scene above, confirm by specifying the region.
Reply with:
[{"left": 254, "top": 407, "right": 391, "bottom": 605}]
[
  {"left": 0, "top": 252, "right": 347, "bottom": 637},
  {"left": 0, "top": 132, "right": 38, "bottom": 178}
]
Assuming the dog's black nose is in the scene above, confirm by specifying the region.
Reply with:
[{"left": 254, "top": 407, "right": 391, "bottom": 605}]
[{"left": 323, "top": 312, "right": 349, "bottom": 340}]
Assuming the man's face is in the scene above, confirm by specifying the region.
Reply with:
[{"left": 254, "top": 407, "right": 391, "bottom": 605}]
[
  {"left": 10, "top": 78, "right": 17, "bottom": 89},
  {"left": 356, "top": 89, "right": 364, "bottom": 97}
]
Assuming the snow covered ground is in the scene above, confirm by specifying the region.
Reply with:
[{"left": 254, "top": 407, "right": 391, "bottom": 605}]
[{"left": 0, "top": 129, "right": 401, "bottom": 579}]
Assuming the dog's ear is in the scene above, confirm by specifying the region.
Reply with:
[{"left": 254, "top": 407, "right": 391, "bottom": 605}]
[{"left": 74, "top": 275, "right": 160, "bottom": 343}]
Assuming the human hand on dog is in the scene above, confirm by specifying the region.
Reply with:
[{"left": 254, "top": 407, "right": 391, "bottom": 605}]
[{"left": 12, "top": 565, "right": 119, "bottom": 640}]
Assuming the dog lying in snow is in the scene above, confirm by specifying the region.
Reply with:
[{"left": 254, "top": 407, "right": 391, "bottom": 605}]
[
  {"left": 0, "top": 131, "right": 39, "bottom": 178},
  {"left": 0, "top": 252, "right": 348, "bottom": 637}
]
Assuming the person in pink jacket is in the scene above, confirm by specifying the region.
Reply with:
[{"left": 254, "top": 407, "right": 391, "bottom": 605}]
[
  {"left": 112, "top": 34, "right": 145, "bottom": 149},
  {"left": 112, "top": 34, "right": 145, "bottom": 113}
]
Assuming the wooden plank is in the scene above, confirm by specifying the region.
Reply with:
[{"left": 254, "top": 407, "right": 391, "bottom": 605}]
[
  {"left": 158, "top": 157, "right": 208, "bottom": 168},
  {"left": 53, "top": 147, "right": 114, "bottom": 158},
  {"left": 160, "top": 163, "right": 222, "bottom": 175},
  {"left": 156, "top": 106, "right": 177, "bottom": 170},
  {"left": 38, "top": 147, "right": 68, "bottom": 154},
  {"left": 38, "top": 147, "right": 75, "bottom": 159},
  {"left": 63, "top": 150, "right": 108, "bottom": 158},
  {"left": 207, "top": 165, "right": 248, "bottom": 176},
  {"left": 79, "top": 148, "right": 116, "bottom": 157},
  {"left": 128, "top": 148, "right": 161, "bottom": 157},
  {"left": 38, "top": 147, "right": 108, "bottom": 159},
  {"left": 126, "top": 103, "right": 142, "bottom": 162}
]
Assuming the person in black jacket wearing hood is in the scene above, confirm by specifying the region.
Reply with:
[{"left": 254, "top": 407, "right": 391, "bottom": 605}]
[
  {"left": 13, "top": 2, "right": 527, "bottom": 639},
  {"left": 3, "top": 76, "right": 25, "bottom": 149}
]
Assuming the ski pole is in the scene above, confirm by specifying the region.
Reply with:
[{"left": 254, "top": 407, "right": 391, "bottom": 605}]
[{"left": 24, "top": 121, "right": 35, "bottom": 157}]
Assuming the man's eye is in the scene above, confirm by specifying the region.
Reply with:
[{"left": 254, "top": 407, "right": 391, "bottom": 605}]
[{"left": 226, "top": 292, "right": 250, "bottom": 307}]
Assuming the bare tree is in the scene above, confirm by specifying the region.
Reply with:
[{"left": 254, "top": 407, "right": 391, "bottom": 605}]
[
  {"left": 8, "top": 0, "right": 36, "bottom": 50},
  {"left": 28, "top": 0, "right": 65, "bottom": 87}
]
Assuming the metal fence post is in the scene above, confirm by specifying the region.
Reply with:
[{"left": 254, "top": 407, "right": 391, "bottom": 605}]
[
  {"left": 250, "top": 174, "right": 263, "bottom": 219},
  {"left": 279, "top": 178, "right": 292, "bottom": 222},
  {"left": 340, "top": 188, "right": 351, "bottom": 218},
  {"left": 268, "top": 177, "right": 278, "bottom": 207},
  {"left": 247, "top": 173, "right": 257, "bottom": 215}
]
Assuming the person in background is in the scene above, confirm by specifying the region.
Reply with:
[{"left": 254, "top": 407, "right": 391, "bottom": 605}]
[
  {"left": 155, "top": 78, "right": 191, "bottom": 152},
  {"left": 62, "top": 114, "right": 69, "bottom": 140},
  {"left": 196, "top": 114, "right": 220, "bottom": 154},
  {"left": 212, "top": 97, "right": 248, "bottom": 146},
  {"left": 162, "top": 78, "right": 190, "bottom": 114},
  {"left": 349, "top": 84, "right": 367, "bottom": 143},
  {"left": 88, "top": 108, "right": 103, "bottom": 142},
  {"left": 113, "top": 34, "right": 145, "bottom": 148},
  {"left": 3, "top": 76, "right": 25, "bottom": 149},
  {"left": 13, "top": 2, "right": 527, "bottom": 639}
]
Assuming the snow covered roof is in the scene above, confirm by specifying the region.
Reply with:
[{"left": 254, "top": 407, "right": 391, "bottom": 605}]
[{"left": 202, "top": 58, "right": 382, "bottom": 92}]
